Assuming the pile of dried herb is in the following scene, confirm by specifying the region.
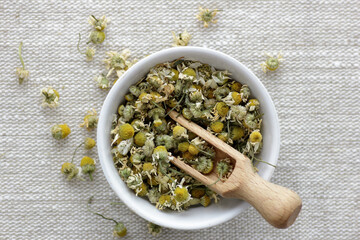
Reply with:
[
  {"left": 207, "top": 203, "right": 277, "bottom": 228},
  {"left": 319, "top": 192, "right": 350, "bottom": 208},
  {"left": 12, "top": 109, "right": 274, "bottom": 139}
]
[{"left": 111, "top": 59, "right": 264, "bottom": 211}]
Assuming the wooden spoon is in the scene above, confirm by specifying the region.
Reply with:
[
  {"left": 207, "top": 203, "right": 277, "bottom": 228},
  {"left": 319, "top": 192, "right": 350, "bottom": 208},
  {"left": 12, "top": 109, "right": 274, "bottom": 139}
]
[{"left": 168, "top": 111, "right": 302, "bottom": 229}]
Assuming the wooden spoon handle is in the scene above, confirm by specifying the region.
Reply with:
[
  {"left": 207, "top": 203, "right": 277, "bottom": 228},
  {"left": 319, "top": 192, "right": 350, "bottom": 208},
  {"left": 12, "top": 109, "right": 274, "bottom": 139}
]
[{"left": 228, "top": 174, "right": 302, "bottom": 228}]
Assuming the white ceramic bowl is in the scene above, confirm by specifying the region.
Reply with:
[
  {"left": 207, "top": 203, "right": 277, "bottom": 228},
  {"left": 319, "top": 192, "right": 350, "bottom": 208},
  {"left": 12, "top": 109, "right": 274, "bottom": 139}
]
[{"left": 97, "top": 47, "right": 280, "bottom": 230}]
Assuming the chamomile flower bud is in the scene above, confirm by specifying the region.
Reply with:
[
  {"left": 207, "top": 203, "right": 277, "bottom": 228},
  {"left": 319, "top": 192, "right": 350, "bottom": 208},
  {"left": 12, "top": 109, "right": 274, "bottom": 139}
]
[
  {"left": 213, "top": 86, "right": 230, "bottom": 100},
  {"left": 177, "top": 142, "right": 190, "bottom": 152},
  {"left": 261, "top": 52, "right": 284, "bottom": 73},
  {"left": 95, "top": 74, "right": 110, "bottom": 89},
  {"left": 41, "top": 87, "right": 59, "bottom": 108},
  {"left": 80, "top": 109, "right": 98, "bottom": 131},
  {"left": 84, "top": 137, "right": 96, "bottom": 149},
  {"left": 231, "top": 82, "right": 242, "bottom": 92},
  {"left": 172, "top": 29, "right": 191, "bottom": 47},
  {"left": 210, "top": 121, "right": 224, "bottom": 133},
  {"left": 215, "top": 102, "right": 229, "bottom": 117},
  {"left": 188, "top": 144, "right": 199, "bottom": 155},
  {"left": 173, "top": 186, "right": 190, "bottom": 203},
  {"left": 196, "top": 156, "right": 214, "bottom": 174},
  {"left": 147, "top": 222, "right": 162, "bottom": 237},
  {"left": 134, "top": 132, "right": 147, "bottom": 146},
  {"left": 173, "top": 126, "right": 188, "bottom": 139},
  {"left": 243, "top": 113, "right": 258, "bottom": 129},
  {"left": 200, "top": 195, "right": 211, "bottom": 207},
  {"left": 182, "top": 108, "right": 193, "bottom": 120},
  {"left": 230, "top": 126, "right": 244, "bottom": 141},
  {"left": 182, "top": 68, "right": 196, "bottom": 78},
  {"left": 247, "top": 99, "right": 260, "bottom": 111},
  {"left": 249, "top": 130, "right": 262, "bottom": 144},
  {"left": 119, "top": 167, "right": 132, "bottom": 180},
  {"left": 216, "top": 158, "right": 232, "bottom": 180},
  {"left": 148, "top": 108, "right": 166, "bottom": 127},
  {"left": 129, "top": 85, "right": 141, "bottom": 97},
  {"left": 113, "top": 222, "right": 127, "bottom": 238},
  {"left": 118, "top": 123, "right": 135, "bottom": 140},
  {"left": 196, "top": 7, "right": 218, "bottom": 28},
  {"left": 61, "top": 162, "right": 78, "bottom": 180},
  {"left": 126, "top": 173, "right": 143, "bottom": 190},
  {"left": 85, "top": 47, "right": 96, "bottom": 61},
  {"left": 16, "top": 67, "right": 29, "bottom": 85},
  {"left": 89, "top": 30, "right": 105, "bottom": 44},
  {"left": 16, "top": 42, "right": 29, "bottom": 84},
  {"left": 152, "top": 146, "right": 168, "bottom": 162},
  {"left": 88, "top": 15, "right": 109, "bottom": 31},
  {"left": 51, "top": 124, "right": 71, "bottom": 140},
  {"left": 80, "top": 156, "right": 96, "bottom": 180},
  {"left": 170, "top": 68, "right": 179, "bottom": 81},
  {"left": 143, "top": 139, "right": 155, "bottom": 157}
]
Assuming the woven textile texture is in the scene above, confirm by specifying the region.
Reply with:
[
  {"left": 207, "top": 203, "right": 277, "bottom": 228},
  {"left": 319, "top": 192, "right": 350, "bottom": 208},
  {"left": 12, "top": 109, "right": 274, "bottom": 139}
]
[{"left": 0, "top": 0, "right": 359, "bottom": 239}]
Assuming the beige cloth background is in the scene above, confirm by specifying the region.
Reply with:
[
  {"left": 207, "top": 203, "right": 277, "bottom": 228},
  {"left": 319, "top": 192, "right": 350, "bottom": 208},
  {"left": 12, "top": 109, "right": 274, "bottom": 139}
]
[{"left": 0, "top": 0, "right": 359, "bottom": 239}]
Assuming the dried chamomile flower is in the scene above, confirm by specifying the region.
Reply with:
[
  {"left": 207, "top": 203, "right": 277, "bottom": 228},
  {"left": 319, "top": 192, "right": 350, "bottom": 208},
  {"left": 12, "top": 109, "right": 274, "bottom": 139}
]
[
  {"left": 249, "top": 130, "right": 262, "bottom": 144},
  {"left": 172, "top": 125, "right": 188, "bottom": 139},
  {"left": 104, "top": 49, "right": 131, "bottom": 78},
  {"left": 195, "top": 156, "right": 214, "bottom": 174},
  {"left": 51, "top": 124, "right": 71, "bottom": 140},
  {"left": 113, "top": 222, "right": 127, "bottom": 238},
  {"left": 196, "top": 7, "right": 218, "bottom": 28},
  {"left": 84, "top": 137, "right": 96, "bottom": 149},
  {"left": 80, "top": 156, "right": 96, "bottom": 180},
  {"left": 172, "top": 29, "right": 191, "bottom": 47},
  {"left": 147, "top": 222, "right": 162, "bottom": 237},
  {"left": 89, "top": 30, "right": 105, "bottom": 44},
  {"left": 61, "top": 162, "right": 79, "bottom": 180},
  {"left": 118, "top": 123, "right": 135, "bottom": 140},
  {"left": 88, "top": 15, "right": 109, "bottom": 31},
  {"left": 80, "top": 109, "right": 98, "bottom": 131},
  {"left": 85, "top": 47, "right": 96, "bottom": 61},
  {"left": 41, "top": 87, "right": 59, "bottom": 108},
  {"left": 261, "top": 52, "right": 284, "bottom": 73},
  {"left": 210, "top": 121, "right": 224, "bottom": 133},
  {"left": 77, "top": 33, "right": 96, "bottom": 61},
  {"left": 247, "top": 99, "right": 260, "bottom": 111},
  {"left": 230, "top": 126, "right": 244, "bottom": 141},
  {"left": 94, "top": 74, "right": 110, "bottom": 89},
  {"left": 87, "top": 197, "right": 127, "bottom": 238},
  {"left": 16, "top": 42, "right": 29, "bottom": 84}
]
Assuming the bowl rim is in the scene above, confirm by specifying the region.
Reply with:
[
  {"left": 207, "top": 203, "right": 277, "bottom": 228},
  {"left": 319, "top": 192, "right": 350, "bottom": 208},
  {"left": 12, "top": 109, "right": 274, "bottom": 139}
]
[{"left": 97, "top": 46, "right": 280, "bottom": 230}]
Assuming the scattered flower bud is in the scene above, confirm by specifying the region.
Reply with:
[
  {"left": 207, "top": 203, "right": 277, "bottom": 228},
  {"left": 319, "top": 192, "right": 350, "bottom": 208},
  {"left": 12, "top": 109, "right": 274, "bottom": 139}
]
[
  {"left": 89, "top": 30, "right": 106, "bottom": 44},
  {"left": 261, "top": 52, "right": 284, "bottom": 73},
  {"left": 80, "top": 109, "right": 98, "bottom": 131},
  {"left": 84, "top": 137, "right": 96, "bottom": 149},
  {"left": 95, "top": 74, "right": 110, "bottom": 89},
  {"left": 103, "top": 49, "right": 132, "bottom": 78},
  {"left": 80, "top": 156, "right": 96, "bottom": 180},
  {"left": 51, "top": 124, "right": 71, "bottom": 140},
  {"left": 172, "top": 29, "right": 191, "bottom": 47},
  {"left": 41, "top": 87, "right": 59, "bottom": 108},
  {"left": 16, "top": 42, "right": 29, "bottom": 84},
  {"left": 61, "top": 162, "right": 78, "bottom": 180},
  {"left": 113, "top": 222, "right": 127, "bottom": 238},
  {"left": 85, "top": 47, "right": 96, "bottom": 61},
  {"left": 196, "top": 7, "right": 218, "bottom": 28}
]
